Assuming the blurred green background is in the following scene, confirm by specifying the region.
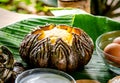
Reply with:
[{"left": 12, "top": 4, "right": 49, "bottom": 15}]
[
  {"left": 0, "top": 0, "right": 51, "bottom": 15},
  {"left": 0, "top": 0, "right": 120, "bottom": 20}
]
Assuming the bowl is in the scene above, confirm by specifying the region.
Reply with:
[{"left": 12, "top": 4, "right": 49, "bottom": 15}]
[
  {"left": 96, "top": 30, "right": 120, "bottom": 74},
  {"left": 15, "top": 68, "right": 76, "bottom": 83},
  {"left": 40, "top": 0, "right": 57, "bottom": 7}
]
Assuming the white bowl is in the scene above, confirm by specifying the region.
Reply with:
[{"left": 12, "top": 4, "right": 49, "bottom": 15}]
[{"left": 15, "top": 68, "right": 76, "bottom": 83}]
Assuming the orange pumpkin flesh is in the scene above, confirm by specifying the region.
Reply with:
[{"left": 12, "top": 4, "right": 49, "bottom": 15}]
[{"left": 32, "top": 24, "right": 81, "bottom": 45}]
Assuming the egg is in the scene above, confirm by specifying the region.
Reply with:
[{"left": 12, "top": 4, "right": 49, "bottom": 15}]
[
  {"left": 113, "top": 37, "right": 120, "bottom": 44},
  {"left": 104, "top": 43, "right": 120, "bottom": 64}
]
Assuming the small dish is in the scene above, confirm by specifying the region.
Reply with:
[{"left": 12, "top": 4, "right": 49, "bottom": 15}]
[
  {"left": 96, "top": 30, "right": 120, "bottom": 74},
  {"left": 15, "top": 68, "right": 76, "bottom": 83}
]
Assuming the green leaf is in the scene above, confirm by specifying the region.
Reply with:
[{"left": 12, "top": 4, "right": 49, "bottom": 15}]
[
  {"left": 50, "top": 8, "right": 89, "bottom": 16},
  {"left": 21, "top": 0, "right": 32, "bottom": 5},
  {"left": 0, "top": 0, "right": 9, "bottom": 3},
  {"left": 50, "top": 8, "right": 120, "bottom": 42},
  {"left": 0, "top": 16, "right": 73, "bottom": 57},
  {"left": 72, "top": 14, "right": 120, "bottom": 42}
]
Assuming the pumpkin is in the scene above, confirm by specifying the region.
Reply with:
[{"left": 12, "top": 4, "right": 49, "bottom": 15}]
[
  {"left": 0, "top": 46, "right": 14, "bottom": 82},
  {"left": 19, "top": 24, "right": 94, "bottom": 72}
]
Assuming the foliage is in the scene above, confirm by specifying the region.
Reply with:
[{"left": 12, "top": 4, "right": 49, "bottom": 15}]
[
  {"left": 0, "top": 0, "right": 49, "bottom": 15},
  {"left": 91, "top": 0, "right": 120, "bottom": 18},
  {"left": 1, "top": 0, "right": 120, "bottom": 18}
]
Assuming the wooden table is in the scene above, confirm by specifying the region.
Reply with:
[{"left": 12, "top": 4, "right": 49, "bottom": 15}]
[{"left": 0, "top": 8, "right": 40, "bottom": 28}]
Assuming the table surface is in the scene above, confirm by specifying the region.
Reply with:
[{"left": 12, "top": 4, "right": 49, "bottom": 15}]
[
  {"left": 0, "top": 8, "right": 120, "bottom": 28},
  {"left": 0, "top": 8, "right": 119, "bottom": 83},
  {"left": 0, "top": 8, "right": 41, "bottom": 28}
]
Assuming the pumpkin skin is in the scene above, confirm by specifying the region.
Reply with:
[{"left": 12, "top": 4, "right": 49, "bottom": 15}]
[
  {"left": 19, "top": 24, "right": 94, "bottom": 72},
  {"left": 0, "top": 46, "right": 14, "bottom": 82}
]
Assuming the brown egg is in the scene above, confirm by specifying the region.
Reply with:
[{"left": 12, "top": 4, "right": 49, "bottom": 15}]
[
  {"left": 104, "top": 43, "right": 120, "bottom": 64},
  {"left": 108, "top": 76, "right": 120, "bottom": 83},
  {"left": 113, "top": 37, "right": 120, "bottom": 44},
  {"left": 76, "top": 80, "right": 100, "bottom": 83}
]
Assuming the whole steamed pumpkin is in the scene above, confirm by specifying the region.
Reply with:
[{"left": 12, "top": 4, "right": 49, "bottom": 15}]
[{"left": 19, "top": 24, "right": 94, "bottom": 72}]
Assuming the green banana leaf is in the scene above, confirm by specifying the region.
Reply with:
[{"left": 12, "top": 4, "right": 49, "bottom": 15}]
[
  {"left": 0, "top": 15, "right": 73, "bottom": 61},
  {"left": 50, "top": 8, "right": 120, "bottom": 42},
  {"left": 72, "top": 14, "right": 120, "bottom": 42},
  {"left": 0, "top": 10, "right": 120, "bottom": 83}
]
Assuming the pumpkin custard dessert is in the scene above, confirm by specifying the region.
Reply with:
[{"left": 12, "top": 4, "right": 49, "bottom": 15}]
[{"left": 19, "top": 24, "right": 94, "bottom": 72}]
